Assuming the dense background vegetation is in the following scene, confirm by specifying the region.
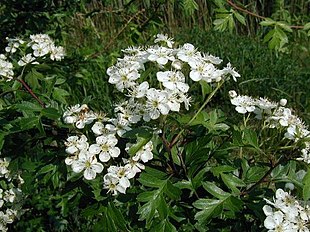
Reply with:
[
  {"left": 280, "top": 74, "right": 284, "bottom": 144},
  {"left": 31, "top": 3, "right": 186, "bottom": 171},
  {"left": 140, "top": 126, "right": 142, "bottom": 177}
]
[{"left": 0, "top": 0, "right": 309, "bottom": 231}]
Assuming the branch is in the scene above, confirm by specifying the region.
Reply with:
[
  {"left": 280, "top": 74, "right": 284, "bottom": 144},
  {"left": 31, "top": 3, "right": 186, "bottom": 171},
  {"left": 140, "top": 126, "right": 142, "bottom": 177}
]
[
  {"left": 16, "top": 79, "right": 46, "bottom": 108},
  {"left": 227, "top": 0, "right": 304, "bottom": 29}
]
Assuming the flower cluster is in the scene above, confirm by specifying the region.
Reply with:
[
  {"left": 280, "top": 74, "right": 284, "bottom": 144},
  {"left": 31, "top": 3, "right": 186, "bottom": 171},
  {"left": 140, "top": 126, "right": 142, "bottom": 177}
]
[
  {"left": 0, "top": 34, "right": 65, "bottom": 81},
  {"left": 229, "top": 91, "right": 310, "bottom": 163},
  {"left": 0, "top": 157, "right": 24, "bottom": 231},
  {"left": 107, "top": 34, "right": 240, "bottom": 122},
  {"left": 263, "top": 188, "right": 310, "bottom": 232},
  {"left": 63, "top": 34, "right": 239, "bottom": 195},
  {"left": 63, "top": 104, "right": 153, "bottom": 195}
]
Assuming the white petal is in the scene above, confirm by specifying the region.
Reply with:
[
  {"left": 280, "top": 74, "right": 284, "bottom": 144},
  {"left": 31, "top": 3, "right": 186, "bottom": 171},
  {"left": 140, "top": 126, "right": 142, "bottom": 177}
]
[
  {"left": 91, "top": 163, "right": 104, "bottom": 173},
  {"left": 84, "top": 168, "right": 96, "bottom": 180},
  {"left": 71, "top": 161, "right": 85, "bottom": 173},
  {"left": 99, "top": 152, "right": 111, "bottom": 162},
  {"left": 89, "top": 144, "right": 101, "bottom": 155},
  {"left": 189, "top": 70, "right": 202, "bottom": 81},
  {"left": 109, "top": 147, "right": 120, "bottom": 158}
]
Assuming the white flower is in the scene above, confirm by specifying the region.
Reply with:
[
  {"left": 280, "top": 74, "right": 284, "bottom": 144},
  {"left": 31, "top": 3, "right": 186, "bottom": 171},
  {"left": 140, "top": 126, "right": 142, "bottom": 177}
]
[
  {"left": 202, "top": 53, "right": 222, "bottom": 64},
  {"left": 108, "top": 65, "right": 140, "bottom": 92},
  {"left": 280, "top": 99, "right": 288, "bottom": 106},
  {"left": 154, "top": 34, "right": 174, "bottom": 48},
  {"left": 103, "top": 173, "right": 127, "bottom": 195},
  {"left": 0, "top": 158, "right": 10, "bottom": 176},
  {"left": 89, "top": 135, "right": 120, "bottom": 162},
  {"left": 109, "top": 116, "right": 132, "bottom": 136},
  {"left": 63, "top": 104, "right": 96, "bottom": 129},
  {"left": 3, "top": 189, "right": 15, "bottom": 203},
  {"left": 123, "top": 155, "right": 145, "bottom": 179},
  {"left": 5, "top": 37, "right": 24, "bottom": 53},
  {"left": 222, "top": 62, "right": 240, "bottom": 82},
  {"left": 71, "top": 151, "right": 103, "bottom": 180},
  {"left": 135, "top": 141, "right": 153, "bottom": 163},
  {"left": 64, "top": 135, "right": 89, "bottom": 154},
  {"left": 50, "top": 45, "right": 65, "bottom": 61},
  {"left": 107, "top": 165, "right": 131, "bottom": 189},
  {"left": 0, "top": 55, "right": 14, "bottom": 81},
  {"left": 177, "top": 43, "right": 199, "bottom": 64},
  {"left": 189, "top": 60, "right": 212, "bottom": 82},
  {"left": 17, "top": 54, "right": 38, "bottom": 66},
  {"left": 264, "top": 211, "right": 294, "bottom": 232},
  {"left": 230, "top": 95, "right": 256, "bottom": 114},
  {"left": 91, "top": 121, "right": 116, "bottom": 136},
  {"left": 147, "top": 46, "right": 175, "bottom": 65},
  {"left": 128, "top": 81, "right": 149, "bottom": 98},
  {"left": 32, "top": 42, "right": 50, "bottom": 57},
  {"left": 157, "top": 71, "right": 189, "bottom": 93},
  {"left": 145, "top": 88, "right": 170, "bottom": 120}
]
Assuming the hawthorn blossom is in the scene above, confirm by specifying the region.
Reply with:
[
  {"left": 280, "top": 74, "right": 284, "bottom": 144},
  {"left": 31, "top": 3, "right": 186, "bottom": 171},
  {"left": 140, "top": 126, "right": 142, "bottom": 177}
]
[
  {"left": 63, "top": 104, "right": 97, "bottom": 129},
  {"left": 263, "top": 189, "right": 310, "bottom": 232},
  {"left": 154, "top": 34, "right": 174, "bottom": 48},
  {"left": 135, "top": 141, "right": 154, "bottom": 163},
  {"left": 5, "top": 37, "right": 24, "bottom": 53},
  {"left": 71, "top": 151, "right": 103, "bottom": 180},
  {"left": 108, "top": 64, "right": 140, "bottom": 92},
  {"left": 230, "top": 95, "right": 256, "bottom": 114},
  {"left": 91, "top": 121, "right": 116, "bottom": 136},
  {"left": 177, "top": 43, "right": 200, "bottom": 64},
  {"left": 17, "top": 54, "right": 38, "bottom": 66},
  {"left": 109, "top": 116, "right": 132, "bottom": 136},
  {"left": 123, "top": 154, "right": 145, "bottom": 179},
  {"left": 157, "top": 71, "right": 189, "bottom": 93},
  {"left": 0, "top": 158, "right": 10, "bottom": 176},
  {"left": 222, "top": 62, "right": 240, "bottom": 82},
  {"left": 49, "top": 45, "right": 65, "bottom": 61},
  {"left": 103, "top": 173, "right": 128, "bottom": 195},
  {"left": 89, "top": 135, "right": 120, "bottom": 162},
  {"left": 145, "top": 88, "right": 170, "bottom": 120},
  {"left": 0, "top": 55, "right": 14, "bottom": 81},
  {"left": 147, "top": 46, "right": 175, "bottom": 65},
  {"left": 64, "top": 135, "right": 88, "bottom": 155}
]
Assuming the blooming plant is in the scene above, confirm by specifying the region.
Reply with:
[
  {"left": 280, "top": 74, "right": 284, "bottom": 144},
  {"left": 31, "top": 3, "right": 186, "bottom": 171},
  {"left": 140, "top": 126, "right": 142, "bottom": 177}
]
[{"left": 1, "top": 33, "right": 310, "bottom": 231}]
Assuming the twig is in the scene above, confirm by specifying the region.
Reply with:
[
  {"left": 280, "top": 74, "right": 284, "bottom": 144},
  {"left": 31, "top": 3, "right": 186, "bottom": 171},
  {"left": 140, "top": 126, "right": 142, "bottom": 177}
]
[
  {"left": 227, "top": 0, "right": 304, "bottom": 29},
  {"left": 16, "top": 79, "right": 46, "bottom": 108}
]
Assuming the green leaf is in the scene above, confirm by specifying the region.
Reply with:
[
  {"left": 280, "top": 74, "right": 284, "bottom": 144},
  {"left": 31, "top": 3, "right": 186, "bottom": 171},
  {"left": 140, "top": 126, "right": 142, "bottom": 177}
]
[
  {"left": 107, "top": 202, "right": 128, "bottom": 231},
  {"left": 15, "top": 101, "right": 42, "bottom": 112},
  {"left": 139, "top": 173, "right": 165, "bottom": 188},
  {"left": 164, "top": 181, "right": 181, "bottom": 200},
  {"left": 202, "top": 181, "right": 230, "bottom": 199},
  {"left": 0, "top": 133, "right": 5, "bottom": 150},
  {"left": 24, "top": 69, "right": 42, "bottom": 89},
  {"left": 193, "top": 199, "right": 223, "bottom": 223},
  {"left": 181, "top": 0, "right": 198, "bottom": 15},
  {"left": 19, "top": 116, "right": 39, "bottom": 130},
  {"left": 233, "top": 11, "right": 246, "bottom": 25},
  {"left": 302, "top": 169, "right": 310, "bottom": 201},
  {"left": 211, "top": 165, "right": 237, "bottom": 177},
  {"left": 199, "top": 81, "right": 212, "bottom": 98},
  {"left": 245, "top": 166, "right": 269, "bottom": 183},
  {"left": 277, "top": 22, "right": 293, "bottom": 32},
  {"left": 38, "top": 164, "right": 56, "bottom": 174},
  {"left": 157, "top": 195, "right": 168, "bottom": 219},
  {"left": 304, "top": 22, "right": 310, "bottom": 30},
  {"left": 52, "top": 87, "right": 70, "bottom": 104},
  {"left": 260, "top": 18, "right": 276, "bottom": 26},
  {"left": 220, "top": 173, "right": 245, "bottom": 193},
  {"left": 41, "top": 107, "right": 61, "bottom": 120},
  {"left": 150, "top": 219, "right": 177, "bottom": 232}
]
